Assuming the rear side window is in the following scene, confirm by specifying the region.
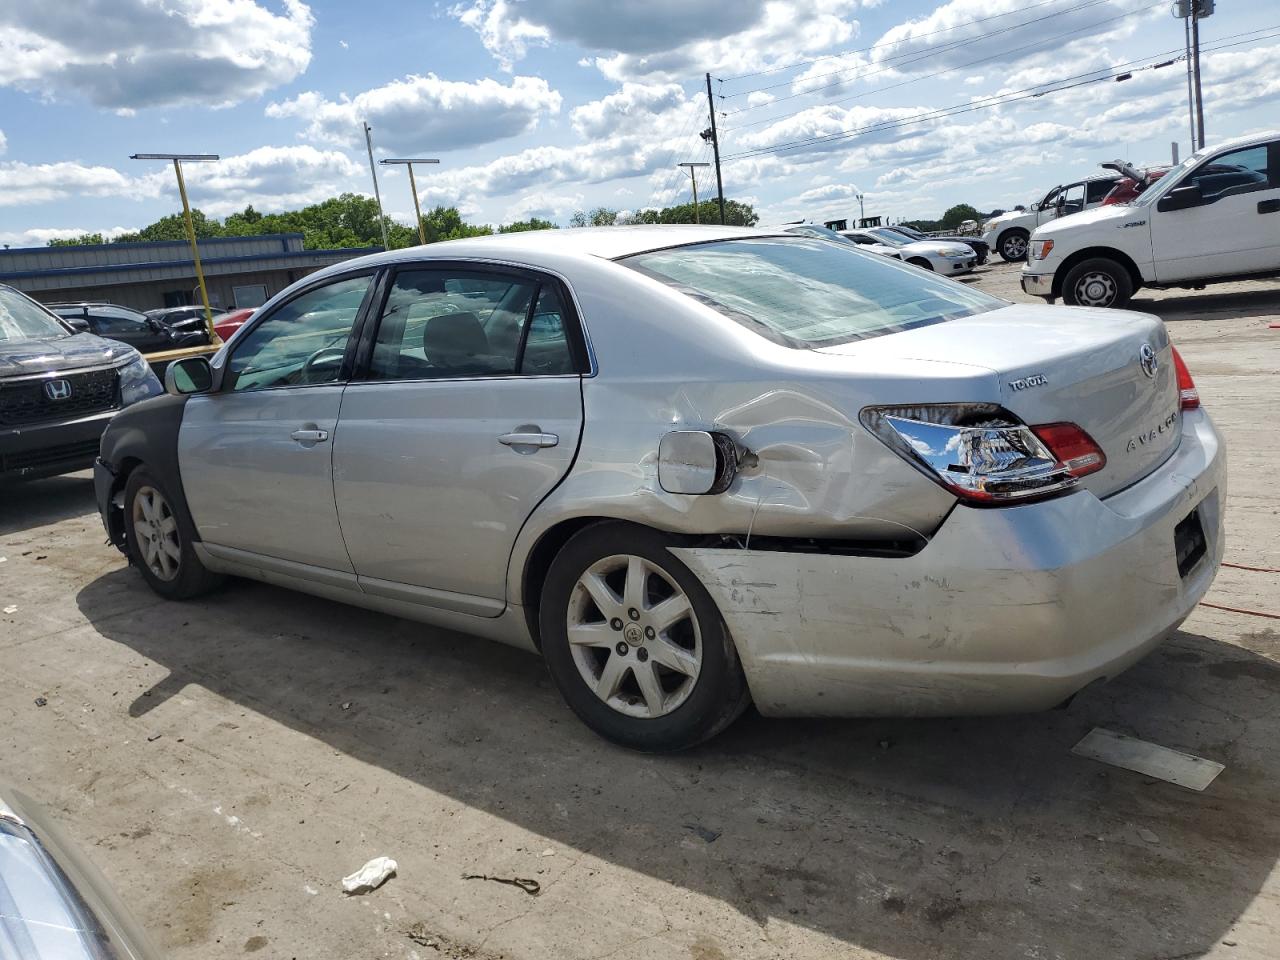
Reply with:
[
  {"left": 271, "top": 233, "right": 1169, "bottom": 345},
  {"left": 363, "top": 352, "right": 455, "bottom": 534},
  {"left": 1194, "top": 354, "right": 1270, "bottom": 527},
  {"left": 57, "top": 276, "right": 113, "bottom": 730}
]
[
  {"left": 369, "top": 268, "right": 576, "bottom": 380},
  {"left": 623, "top": 236, "right": 1002, "bottom": 348},
  {"left": 1087, "top": 179, "right": 1116, "bottom": 203}
]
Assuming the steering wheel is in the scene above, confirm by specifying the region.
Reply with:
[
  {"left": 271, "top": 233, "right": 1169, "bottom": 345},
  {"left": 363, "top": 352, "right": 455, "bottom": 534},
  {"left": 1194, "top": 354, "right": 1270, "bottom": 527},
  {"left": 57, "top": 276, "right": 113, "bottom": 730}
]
[{"left": 299, "top": 345, "right": 347, "bottom": 384}]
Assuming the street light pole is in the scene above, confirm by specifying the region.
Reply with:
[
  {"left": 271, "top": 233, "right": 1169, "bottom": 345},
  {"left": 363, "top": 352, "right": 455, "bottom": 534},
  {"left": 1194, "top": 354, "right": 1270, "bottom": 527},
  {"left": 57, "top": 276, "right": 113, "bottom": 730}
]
[
  {"left": 129, "top": 152, "right": 219, "bottom": 342},
  {"left": 678, "top": 162, "right": 711, "bottom": 224},
  {"left": 363, "top": 122, "right": 390, "bottom": 250},
  {"left": 380, "top": 158, "right": 441, "bottom": 245}
]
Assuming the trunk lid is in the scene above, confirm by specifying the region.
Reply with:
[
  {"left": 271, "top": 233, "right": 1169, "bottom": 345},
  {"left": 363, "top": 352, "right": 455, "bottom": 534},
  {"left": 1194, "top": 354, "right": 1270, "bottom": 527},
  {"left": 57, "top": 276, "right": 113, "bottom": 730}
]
[{"left": 819, "top": 304, "right": 1181, "bottom": 497}]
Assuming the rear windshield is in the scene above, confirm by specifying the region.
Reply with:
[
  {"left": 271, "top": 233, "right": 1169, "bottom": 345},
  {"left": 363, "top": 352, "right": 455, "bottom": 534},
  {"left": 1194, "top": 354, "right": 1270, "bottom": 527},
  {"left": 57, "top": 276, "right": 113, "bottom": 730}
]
[
  {"left": 0, "top": 286, "right": 70, "bottom": 343},
  {"left": 623, "top": 236, "right": 1002, "bottom": 347}
]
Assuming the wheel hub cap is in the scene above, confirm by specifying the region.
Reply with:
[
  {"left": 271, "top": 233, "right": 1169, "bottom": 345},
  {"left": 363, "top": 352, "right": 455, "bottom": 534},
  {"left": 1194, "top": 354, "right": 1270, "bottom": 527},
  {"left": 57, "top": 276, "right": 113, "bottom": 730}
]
[{"left": 567, "top": 554, "right": 703, "bottom": 719}]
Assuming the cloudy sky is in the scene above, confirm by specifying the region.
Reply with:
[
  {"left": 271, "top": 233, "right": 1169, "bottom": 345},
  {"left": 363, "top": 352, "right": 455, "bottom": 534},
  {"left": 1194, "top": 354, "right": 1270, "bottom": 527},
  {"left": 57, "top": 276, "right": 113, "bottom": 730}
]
[{"left": 0, "top": 0, "right": 1276, "bottom": 246}]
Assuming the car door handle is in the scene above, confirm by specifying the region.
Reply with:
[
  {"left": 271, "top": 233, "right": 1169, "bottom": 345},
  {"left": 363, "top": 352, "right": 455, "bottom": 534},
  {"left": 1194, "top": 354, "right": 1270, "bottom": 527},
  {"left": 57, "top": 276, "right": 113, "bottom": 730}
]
[
  {"left": 498, "top": 431, "right": 558, "bottom": 448},
  {"left": 1258, "top": 199, "right": 1280, "bottom": 214},
  {"left": 290, "top": 428, "right": 329, "bottom": 444}
]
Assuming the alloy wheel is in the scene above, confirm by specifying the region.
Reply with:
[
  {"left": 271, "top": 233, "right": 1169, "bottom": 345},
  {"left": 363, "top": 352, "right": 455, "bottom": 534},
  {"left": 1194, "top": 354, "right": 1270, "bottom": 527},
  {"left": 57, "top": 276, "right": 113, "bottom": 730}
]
[
  {"left": 1073, "top": 271, "right": 1117, "bottom": 307},
  {"left": 1002, "top": 234, "right": 1028, "bottom": 259},
  {"left": 566, "top": 554, "right": 702, "bottom": 719},
  {"left": 132, "top": 485, "right": 182, "bottom": 582}
]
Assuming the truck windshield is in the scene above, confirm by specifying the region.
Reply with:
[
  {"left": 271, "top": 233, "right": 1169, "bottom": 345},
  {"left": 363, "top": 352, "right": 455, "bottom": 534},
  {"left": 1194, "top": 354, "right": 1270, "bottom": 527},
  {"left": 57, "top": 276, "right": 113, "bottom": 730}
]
[
  {"left": 0, "top": 286, "right": 70, "bottom": 342},
  {"left": 623, "top": 236, "right": 1003, "bottom": 348}
]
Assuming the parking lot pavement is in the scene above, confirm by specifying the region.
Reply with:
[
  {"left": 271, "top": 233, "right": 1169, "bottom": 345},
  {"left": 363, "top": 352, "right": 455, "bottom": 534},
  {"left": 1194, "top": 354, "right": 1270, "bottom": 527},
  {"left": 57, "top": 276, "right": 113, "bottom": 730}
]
[{"left": 2, "top": 275, "right": 1277, "bottom": 960}]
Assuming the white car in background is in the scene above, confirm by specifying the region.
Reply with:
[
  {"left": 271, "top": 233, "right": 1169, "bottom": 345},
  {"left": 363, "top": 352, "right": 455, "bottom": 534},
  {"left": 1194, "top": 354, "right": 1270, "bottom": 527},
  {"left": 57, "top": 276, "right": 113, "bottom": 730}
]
[
  {"left": 843, "top": 228, "right": 976, "bottom": 275},
  {"left": 1022, "top": 130, "right": 1280, "bottom": 308},
  {"left": 983, "top": 173, "right": 1121, "bottom": 262}
]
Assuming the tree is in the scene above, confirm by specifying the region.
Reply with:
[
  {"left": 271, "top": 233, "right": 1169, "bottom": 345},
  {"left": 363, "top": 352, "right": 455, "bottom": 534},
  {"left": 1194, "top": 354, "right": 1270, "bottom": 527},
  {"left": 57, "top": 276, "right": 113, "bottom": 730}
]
[
  {"left": 499, "top": 218, "right": 558, "bottom": 233},
  {"left": 570, "top": 207, "right": 619, "bottom": 227},
  {"left": 940, "top": 204, "right": 983, "bottom": 231},
  {"left": 417, "top": 205, "right": 494, "bottom": 244},
  {"left": 48, "top": 233, "right": 106, "bottom": 246},
  {"left": 112, "top": 209, "right": 224, "bottom": 243}
]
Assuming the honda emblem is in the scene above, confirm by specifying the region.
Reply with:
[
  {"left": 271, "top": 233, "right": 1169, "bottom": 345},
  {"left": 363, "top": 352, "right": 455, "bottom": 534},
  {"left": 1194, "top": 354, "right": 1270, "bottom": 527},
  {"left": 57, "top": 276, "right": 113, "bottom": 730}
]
[{"left": 44, "top": 379, "right": 73, "bottom": 401}]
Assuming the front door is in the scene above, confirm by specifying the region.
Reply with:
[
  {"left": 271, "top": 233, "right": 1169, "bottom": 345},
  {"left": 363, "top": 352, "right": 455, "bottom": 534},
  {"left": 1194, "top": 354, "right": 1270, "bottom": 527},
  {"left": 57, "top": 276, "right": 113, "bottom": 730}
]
[
  {"left": 1152, "top": 139, "right": 1280, "bottom": 281},
  {"left": 333, "top": 264, "right": 585, "bottom": 614},
  {"left": 179, "top": 272, "right": 376, "bottom": 572}
]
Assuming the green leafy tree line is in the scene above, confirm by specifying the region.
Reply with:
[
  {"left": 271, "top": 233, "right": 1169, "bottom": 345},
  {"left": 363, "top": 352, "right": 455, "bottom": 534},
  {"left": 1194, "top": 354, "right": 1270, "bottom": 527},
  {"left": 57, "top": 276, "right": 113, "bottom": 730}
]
[{"left": 569, "top": 199, "right": 758, "bottom": 228}]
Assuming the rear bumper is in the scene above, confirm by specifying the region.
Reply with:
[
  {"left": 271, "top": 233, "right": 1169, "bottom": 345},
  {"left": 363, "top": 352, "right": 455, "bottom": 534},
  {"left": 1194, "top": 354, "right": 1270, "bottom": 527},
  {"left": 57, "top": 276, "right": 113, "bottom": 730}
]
[
  {"left": 674, "top": 408, "right": 1225, "bottom": 718},
  {"left": 1021, "top": 269, "right": 1054, "bottom": 297},
  {"left": 0, "top": 410, "right": 116, "bottom": 482}
]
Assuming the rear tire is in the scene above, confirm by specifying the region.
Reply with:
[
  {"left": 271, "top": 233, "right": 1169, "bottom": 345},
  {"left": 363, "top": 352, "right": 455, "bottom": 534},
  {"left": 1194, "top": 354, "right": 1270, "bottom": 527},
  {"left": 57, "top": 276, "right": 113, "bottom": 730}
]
[
  {"left": 906, "top": 257, "right": 934, "bottom": 271},
  {"left": 998, "top": 229, "right": 1029, "bottom": 262},
  {"left": 539, "top": 522, "right": 750, "bottom": 752},
  {"left": 1061, "top": 257, "right": 1134, "bottom": 309},
  {"left": 123, "top": 466, "right": 222, "bottom": 600}
]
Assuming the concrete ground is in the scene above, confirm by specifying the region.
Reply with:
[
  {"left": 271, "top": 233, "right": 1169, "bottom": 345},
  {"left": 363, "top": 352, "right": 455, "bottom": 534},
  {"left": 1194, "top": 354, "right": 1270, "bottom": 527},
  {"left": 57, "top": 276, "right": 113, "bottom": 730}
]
[{"left": 2, "top": 261, "right": 1277, "bottom": 960}]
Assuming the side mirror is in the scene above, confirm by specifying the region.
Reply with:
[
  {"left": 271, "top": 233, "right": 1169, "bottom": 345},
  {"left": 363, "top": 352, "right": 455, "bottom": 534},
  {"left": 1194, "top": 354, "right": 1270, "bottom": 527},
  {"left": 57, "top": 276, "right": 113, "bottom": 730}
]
[
  {"left": 1157, "top": 184, "right": 1203, "bottom": 212},
  {"left": 164, "top": 356, "right": 214, "bottom": 396},
  {"left": 65, "top": 317, "right": 90, "bottom": 333}
]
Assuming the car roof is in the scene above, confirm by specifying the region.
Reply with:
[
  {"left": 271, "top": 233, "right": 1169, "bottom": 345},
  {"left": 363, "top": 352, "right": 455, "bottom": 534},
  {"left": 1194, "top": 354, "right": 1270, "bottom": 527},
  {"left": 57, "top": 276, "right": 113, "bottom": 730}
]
[
  {"left": 313, "top": 224, "right": 775, "bottom": 278},
  {"left": 1195, "top": 129, "right": 1279, "bottom": 155}
]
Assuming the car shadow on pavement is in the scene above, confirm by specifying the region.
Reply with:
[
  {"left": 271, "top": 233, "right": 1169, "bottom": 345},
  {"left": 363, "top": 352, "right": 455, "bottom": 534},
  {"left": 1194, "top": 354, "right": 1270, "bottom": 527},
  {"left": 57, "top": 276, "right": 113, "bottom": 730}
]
[
  {"left": 77, "top": 569, "right": 1278, "bottom": 960},
  {"left": 1132, "top": 287, "right": 1280, "bottom": 323},
  {"left": 0, "top": 473, "right": 98, "bottom": 537}
]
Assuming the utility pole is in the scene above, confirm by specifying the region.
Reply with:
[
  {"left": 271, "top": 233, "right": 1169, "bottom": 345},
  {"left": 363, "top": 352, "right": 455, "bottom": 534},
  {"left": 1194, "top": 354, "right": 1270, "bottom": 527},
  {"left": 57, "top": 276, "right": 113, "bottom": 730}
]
[
  {"left": 1191, "top": 1, "right": 1208, "bottom": 149},
  {"left": 380, "top": 158, "right": 440, "bottom": 245},
  {"left": 1183, "top": 11, "right": 1196, "bottom": 149},
  {"left": 678, "top": 162, "right": 711, "bottom": 223},
  {"left": 1175, "top": 0, "right": 1213, "bottom": 149},
  {"left": 701, "top": 73, "right": 727, "bottom": 225},
  {"left": 363, "top": 122, "right": 390, "bottom": 250},
  {"left": 129, "top": 153, "right": 219, "bottom": 343}
]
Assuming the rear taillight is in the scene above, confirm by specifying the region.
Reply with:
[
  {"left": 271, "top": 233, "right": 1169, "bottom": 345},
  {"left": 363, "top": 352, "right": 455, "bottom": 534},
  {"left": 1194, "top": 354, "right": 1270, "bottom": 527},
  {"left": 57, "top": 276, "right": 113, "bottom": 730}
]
[
  {"left": 1031, "top": 422, "right": 1107, "bottom": 477},
  {"left": 862, "top": 404, "right": 1095, "bottom": 505},
  {"left": 1171, "top": 346, "right": 1199, "bottom": 409}
]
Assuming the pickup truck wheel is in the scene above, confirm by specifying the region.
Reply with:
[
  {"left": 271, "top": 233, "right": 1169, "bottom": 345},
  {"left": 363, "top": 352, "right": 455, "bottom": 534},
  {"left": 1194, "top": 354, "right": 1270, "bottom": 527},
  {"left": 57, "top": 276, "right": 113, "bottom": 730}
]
[
  {"left": 1061, "top": 258, "right": 1134, "bottom": 309},
  {"left": 998, "top": 230, "right": 1029, "bottom": 262},
  {"left": 539, "top": 522, "right": 750, "bottom": 752},
  {"left": 123, "top": 466, "right": 222, "bottom": 600}
]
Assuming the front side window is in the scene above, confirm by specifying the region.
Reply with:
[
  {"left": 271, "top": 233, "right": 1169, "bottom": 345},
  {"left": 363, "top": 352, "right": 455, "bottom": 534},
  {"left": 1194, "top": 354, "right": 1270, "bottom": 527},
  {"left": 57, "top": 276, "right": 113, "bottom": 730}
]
[
  {"left": 1058, "top": 183, "right": 1086, "bottom": 216},
  {"left": 0, "top": 286, "right": 69, "bottom": 342},
  {"left": 368, "top": 268, "right": 575, "bottom": 380},
  {"left": 624, "top": 236, "right": 1003, "bottom": 348},
  {"left": 226, "top": 274, "right": 372, "bottom": 392},
  {"left": 1184, "top": 144, "right": 1271, "bottom": 200}
]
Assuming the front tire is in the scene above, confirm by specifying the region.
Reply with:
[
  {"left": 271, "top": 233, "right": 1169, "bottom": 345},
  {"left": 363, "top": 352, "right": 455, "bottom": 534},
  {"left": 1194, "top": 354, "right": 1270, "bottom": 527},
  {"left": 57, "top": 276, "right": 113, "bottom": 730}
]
[
  {"left": 539, "top": 522, "right": 750, "bottom": 752},
  {"left": 123, "top": 466, "right": 222, "bottom": 600},
  {"left": 1061, "top": 257, "right": 1134, "bottom": 309},
  {"left": 906, "top": 257, "right": 934, "bottom": 271},
  {"left": 998, "top": 229, "right": 1029, "bottom": 262}
]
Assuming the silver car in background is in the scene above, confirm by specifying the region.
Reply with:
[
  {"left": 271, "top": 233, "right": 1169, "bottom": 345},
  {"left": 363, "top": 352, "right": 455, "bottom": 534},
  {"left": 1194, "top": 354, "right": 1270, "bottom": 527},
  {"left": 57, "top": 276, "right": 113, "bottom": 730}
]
[
  {"left": 94, "top": 226, "right": 1223, "bottom": 751},
  {"left": 842, "top": 227, "right": 977, "bottom": 274}
]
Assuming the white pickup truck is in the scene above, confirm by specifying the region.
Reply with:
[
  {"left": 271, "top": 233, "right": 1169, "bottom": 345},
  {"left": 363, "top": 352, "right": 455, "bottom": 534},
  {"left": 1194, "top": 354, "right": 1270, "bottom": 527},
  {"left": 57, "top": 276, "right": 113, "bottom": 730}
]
[
  {"left": 1021, "top": 130, "right": 1280, "bottom": 308},
  {"left": 981, "top": 173, "right": 1121, "bottom": 262}
]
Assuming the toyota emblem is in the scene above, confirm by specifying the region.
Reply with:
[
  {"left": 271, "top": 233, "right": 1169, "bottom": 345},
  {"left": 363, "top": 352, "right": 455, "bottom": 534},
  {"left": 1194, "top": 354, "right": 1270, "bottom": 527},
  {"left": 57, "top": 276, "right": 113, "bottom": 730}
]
[{"left": 1138, "top": 343, "right": 1158, "bottom": 379}]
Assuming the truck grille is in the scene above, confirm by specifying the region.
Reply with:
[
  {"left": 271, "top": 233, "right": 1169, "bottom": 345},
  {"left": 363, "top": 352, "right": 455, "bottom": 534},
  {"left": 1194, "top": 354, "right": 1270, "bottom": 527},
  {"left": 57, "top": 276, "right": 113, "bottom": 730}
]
[{"left": 0, "top": 367, "right": 121, "bottom": 426}]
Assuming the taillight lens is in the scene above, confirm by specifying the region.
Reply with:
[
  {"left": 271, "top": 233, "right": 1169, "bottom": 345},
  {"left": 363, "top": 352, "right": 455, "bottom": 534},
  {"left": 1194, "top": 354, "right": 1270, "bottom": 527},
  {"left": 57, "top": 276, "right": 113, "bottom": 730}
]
[
  {"left": 1031, "top": 422, "right": 1107, "bottom": 477},
  {"left": 1171, "top": 346, "right": 1199, "bottom": 409},
  {"left": 862, "top": 405, "right": 1107, "bottom": 505}
]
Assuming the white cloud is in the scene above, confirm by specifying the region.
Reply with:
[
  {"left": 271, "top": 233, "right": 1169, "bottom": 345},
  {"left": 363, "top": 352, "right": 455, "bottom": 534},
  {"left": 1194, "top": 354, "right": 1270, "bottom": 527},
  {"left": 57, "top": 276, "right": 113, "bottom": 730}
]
[
  {"left": 179, "top": 145, "right": 364, "bottom": 216},
  {"left": 0, "top": 225, "right": 136, "bottom": 248},
  {"left": 0, "top": 161, "right": 155, "bottom": 207},
  {"left": 570, "top": 82, "right": 689, "bottom": 138},
  {"left": 453, "top": 0, "right": 868, "bottom": 83},
  {"left": 0, "top": 0, "right": 314, "bottom": 110},
  {"left": 266, "top": 73, "right": 562, "bottom": 152},
  {"left": 503, "top": 191, "right": 584, "bottom": 222},
  {"left": 0, "top": 129, "right": 6, "bottom": 155}
]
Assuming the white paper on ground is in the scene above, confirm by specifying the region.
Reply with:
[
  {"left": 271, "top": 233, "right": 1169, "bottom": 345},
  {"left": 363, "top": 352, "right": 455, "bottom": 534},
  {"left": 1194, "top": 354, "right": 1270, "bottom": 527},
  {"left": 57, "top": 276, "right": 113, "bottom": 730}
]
[
  {"left": 1071, "top": 727, "right": 1224, "bottom": 791},
  {"left": 341, "top": 856, "right": 397, "bottom": 894}
]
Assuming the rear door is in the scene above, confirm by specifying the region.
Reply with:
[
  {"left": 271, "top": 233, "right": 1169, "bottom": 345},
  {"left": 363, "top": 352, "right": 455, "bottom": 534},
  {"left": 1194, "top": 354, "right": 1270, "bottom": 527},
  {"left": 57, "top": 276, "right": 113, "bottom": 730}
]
[
  {"left": 1151, "top": 139, "right": 1280, "bottom": 281},
  {"left": 332, "top": 263, "right": 586, "bottom": 615}
]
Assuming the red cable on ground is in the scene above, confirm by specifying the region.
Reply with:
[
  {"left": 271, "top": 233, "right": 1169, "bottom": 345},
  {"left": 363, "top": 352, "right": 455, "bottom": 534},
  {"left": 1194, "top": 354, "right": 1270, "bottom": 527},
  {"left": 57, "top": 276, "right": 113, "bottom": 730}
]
[
  {"left": 1221, "top": 562, "right": 1280, "bottom": 574},
  {"left": 1199, "top": 602, "right": 1280, "bottom": 621}
]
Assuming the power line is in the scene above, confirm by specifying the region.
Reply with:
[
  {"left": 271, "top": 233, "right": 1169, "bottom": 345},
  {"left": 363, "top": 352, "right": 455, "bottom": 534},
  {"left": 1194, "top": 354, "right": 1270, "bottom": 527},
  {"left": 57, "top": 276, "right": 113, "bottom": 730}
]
[
  {"left": 718, "top": 0, "right": 1085, "bottom": 82},
  {"left": 722, "top": 2, "right": 1160, "bottom": 132},
  {"left": 720, "top": 28, "right": 1280, "bottom": 164},
  {"left": 722, "top": 0, "right": 1149, "bottom": 118}
]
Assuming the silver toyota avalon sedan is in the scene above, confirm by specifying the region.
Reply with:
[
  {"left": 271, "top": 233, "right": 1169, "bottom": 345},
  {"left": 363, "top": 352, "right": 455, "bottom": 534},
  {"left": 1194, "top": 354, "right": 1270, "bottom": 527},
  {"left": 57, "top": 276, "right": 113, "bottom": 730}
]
[{"left": 94, "top": 226, "right": 1224, "bottom": 751}]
